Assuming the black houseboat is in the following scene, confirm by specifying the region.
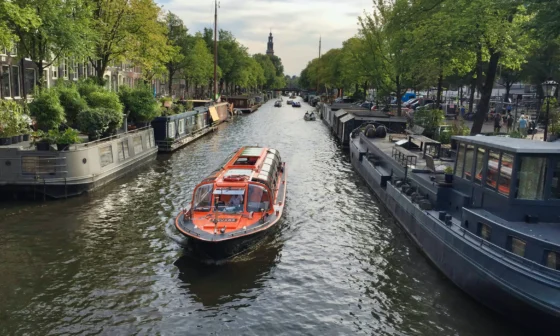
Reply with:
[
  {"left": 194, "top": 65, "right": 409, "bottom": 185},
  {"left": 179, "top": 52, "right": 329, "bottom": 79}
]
[{"left": 350, "top": 129, "right": 560, "bottom": 333}]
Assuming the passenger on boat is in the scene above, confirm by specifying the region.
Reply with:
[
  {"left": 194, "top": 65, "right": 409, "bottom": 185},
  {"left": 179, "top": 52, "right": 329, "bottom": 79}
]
[{"left": 228, "top": 194, "right": 244, "bottom": 207}]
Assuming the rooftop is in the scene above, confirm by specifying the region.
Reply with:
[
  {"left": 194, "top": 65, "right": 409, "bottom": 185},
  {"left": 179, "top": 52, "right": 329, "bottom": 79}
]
[{"left": 452, "top": 136, "right": 560, "bottom": 154}]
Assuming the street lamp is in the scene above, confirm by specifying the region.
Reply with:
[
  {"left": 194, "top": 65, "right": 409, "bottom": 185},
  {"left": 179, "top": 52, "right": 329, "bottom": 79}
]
[{"left": 542, "top": 79, "right": 558, "bottom": 142}]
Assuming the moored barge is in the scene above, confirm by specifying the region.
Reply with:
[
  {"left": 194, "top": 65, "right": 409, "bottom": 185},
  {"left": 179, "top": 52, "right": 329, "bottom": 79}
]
[
  {"left": 350, "top": 126, "right": 560, "bottom": 332},
  {"left": 175, "top": 146, "right": 287, "bottom": 259}
]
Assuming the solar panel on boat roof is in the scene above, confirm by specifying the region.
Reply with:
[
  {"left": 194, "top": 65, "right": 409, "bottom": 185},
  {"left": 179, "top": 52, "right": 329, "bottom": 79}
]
[{"left": 242, "top": 148, "right": 263, "bottom": 156}]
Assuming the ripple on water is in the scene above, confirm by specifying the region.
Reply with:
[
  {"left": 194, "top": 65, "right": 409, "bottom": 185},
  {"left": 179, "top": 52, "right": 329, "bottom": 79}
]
[{"left": 0, "top": 99, "right": 524, "bottom": 336}]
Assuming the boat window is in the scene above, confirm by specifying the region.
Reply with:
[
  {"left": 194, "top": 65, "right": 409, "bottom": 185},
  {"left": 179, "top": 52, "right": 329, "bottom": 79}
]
[
  {"left": 517, "top": 156, "right": 546, "bottom": 200},
  {"left": 477, "top": 222, "right": 492, "bottom": 241},
  {"left": 99, "top": 145, "right": 113, "bottom": 167},
  {"left": 247, "top": 184, "right": 270, "bottom": 212},
  {"left": 497, "top": 153, "right": 513, "bottom": 196},
  {"left": 545, "top": 251, "right": 560, "bottom": 270},
  {"left": 168, "top": 121, "right": 175, "bottom": 138},
  {"left": 551, "top": 161, "right": 560, "bottom": 199},
  {"left": 178, "top": 119, "right": 185, "bottom": 134},
  {"left": 213, "top": 188, "right": 245, "bottom": 213},
  {"left": 193, "top": 184, "right": 213, "bottom": 211},
  {"left": 508, "top": 236, "right": 526, "bottom": 257},
  {"left": 463, "top": 145, "right": 475, "bottom": 180},
  {"left": 117, "top": 140, "right": 130, "bottom": 162},
  {"left": 485, "top": 151, "right": 500, "bottom": 190},
  {"left": 473, "top": 147, "right": 486, "bottom": 185},
  {"left": 455, "top": 143, "right": 465, "bottom": 178}
]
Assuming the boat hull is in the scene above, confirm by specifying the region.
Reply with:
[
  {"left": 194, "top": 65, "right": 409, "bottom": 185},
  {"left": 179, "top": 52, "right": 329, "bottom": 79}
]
[{"left": 349, "top": 137, "right": 560, "bottom": 333}]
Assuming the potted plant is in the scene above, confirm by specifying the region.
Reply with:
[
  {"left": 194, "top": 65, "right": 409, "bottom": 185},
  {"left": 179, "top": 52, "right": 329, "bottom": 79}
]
[
  {"left": 444, "top": 166, "right": 454, "bottom": 183},
  {"left": 55, "top": 128, "right": 82, "bottom": 151},
  {"left": 0, "top": 130, "right": 11, "bottom": 146},
  {"left": 31, "top": 130, "right": 52, "bottom": 151}
]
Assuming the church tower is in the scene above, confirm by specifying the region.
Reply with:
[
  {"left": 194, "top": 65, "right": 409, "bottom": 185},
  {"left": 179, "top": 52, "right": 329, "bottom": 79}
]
[{"left": 266, "top": 32, "right": 274, "bottom": 56}]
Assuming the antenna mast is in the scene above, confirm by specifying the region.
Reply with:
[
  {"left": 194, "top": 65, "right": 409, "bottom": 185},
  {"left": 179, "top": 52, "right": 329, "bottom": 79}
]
[
  {"left": 214, "top": 1, "right": 219, "bottom": 101},
  {"left": 317, "top": 36, "right": 321, "bottom": 95}
]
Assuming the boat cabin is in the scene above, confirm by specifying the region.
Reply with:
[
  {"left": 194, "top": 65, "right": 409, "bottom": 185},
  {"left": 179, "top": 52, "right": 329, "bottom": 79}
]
[
  {"left": 191, "top": 147, "right": 282, "bottom": 216},
  {"left": 224, "top": 96, "right": 255, "bottom": 109},
  {"left": 451, "top": 136, "right": 560, "bottom": 272}
]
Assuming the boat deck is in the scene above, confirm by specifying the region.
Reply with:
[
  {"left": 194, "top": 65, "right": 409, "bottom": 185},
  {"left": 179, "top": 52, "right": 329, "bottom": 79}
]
[{"left": 361, "top": 135, "right": 453, "bottom": 171}]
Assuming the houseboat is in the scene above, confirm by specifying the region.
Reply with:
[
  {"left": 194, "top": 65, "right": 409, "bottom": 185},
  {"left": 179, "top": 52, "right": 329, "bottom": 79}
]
[
  {"left": 0, "top": 127, "right": 157, "bottom": 199},
  {"left": 151, "top": 103, "right": 229, "bottom": 152},
  {"left": 224, "top": 96, "right": 258, "bottom": 114},
  {"left": 175, "top": 146, "right": 287, "bottom": 259},
  {"left": 349, "top": 128, "right": 560, "bottom": 332}
]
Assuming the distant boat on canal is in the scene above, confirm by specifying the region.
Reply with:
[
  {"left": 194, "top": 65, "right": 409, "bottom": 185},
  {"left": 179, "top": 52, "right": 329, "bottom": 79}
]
[
  {"left": 175, "top": 146, "right": 287, "bottom": 259},
  {"left": 223, "top": 95, "right": 260, "bottom": 114}
]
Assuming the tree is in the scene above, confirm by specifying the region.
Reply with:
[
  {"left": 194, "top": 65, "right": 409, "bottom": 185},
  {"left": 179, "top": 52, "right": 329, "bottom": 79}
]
[
  {"left": 253, "top": 54, "right": 277, "bottom": 89},
  {"left": 9, "top": 0, "right": 91, "bottom": 88},
  {"left": 88, "top": 0, "right": 167, "bottom": 84},
  {"left": 0, "top": 1, "right": 40, "bottom": 51},
  {"left": 183, "top": 37, "right": 215, "bottom": 97},
  {"left": 163, "top": 12, "right": 191, "bottom": 95}
]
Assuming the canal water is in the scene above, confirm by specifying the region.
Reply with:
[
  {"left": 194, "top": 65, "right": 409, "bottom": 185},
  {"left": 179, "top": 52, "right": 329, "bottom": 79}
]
[{"left": 0, "top": 99, "right": 525, "bottom": 335}]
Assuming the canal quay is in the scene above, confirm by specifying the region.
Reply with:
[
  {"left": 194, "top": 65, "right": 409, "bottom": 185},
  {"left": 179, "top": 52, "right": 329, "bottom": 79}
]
[{"left": 0, "top": 98, "right": 526, "bottom": 335}]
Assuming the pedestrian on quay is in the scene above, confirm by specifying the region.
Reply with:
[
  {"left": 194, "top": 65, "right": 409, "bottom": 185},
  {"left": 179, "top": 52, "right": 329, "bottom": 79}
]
[
  {"left": 506, "top": 112, "right": 513, "bottom": 133},
  {"left": 494, "top": 112, "right": 502, "bottom": 133},
  {"left": 519, "top": 114, "right": 528, "bottom": 137}
]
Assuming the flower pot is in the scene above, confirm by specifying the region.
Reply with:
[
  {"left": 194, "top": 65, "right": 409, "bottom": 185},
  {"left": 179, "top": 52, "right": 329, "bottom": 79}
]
[
  {"left": 36, "top": 141, "right": 51, "bottom": 151},
  {"left": 23, "top": 134, "right": 30, "bottom": 141},
  {"left": 0, "top": 137, "right": 12, "bottom": 146},
  {"left": 18, "top": 135, "right": 23, "bottom": 142},
  {"left": 444, "top": 174, "right": 454, "bottom": 184},
  {"left": 56, "top": 143, "right": 69, "bottom": 151},
  {"left": 11, "top": 135, "right": 19, "bottom": 144}
]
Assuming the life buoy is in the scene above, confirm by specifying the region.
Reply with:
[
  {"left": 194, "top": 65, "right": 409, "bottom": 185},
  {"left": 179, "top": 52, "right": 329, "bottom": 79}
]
[{"left": 224, "top": 175, "right": 244, "bottom": 182}]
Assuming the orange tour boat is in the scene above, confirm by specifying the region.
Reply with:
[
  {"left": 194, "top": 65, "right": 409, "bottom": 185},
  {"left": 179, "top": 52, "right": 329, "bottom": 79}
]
[{"left": 175, "top": 146, "right": 287, "bottom": 258}]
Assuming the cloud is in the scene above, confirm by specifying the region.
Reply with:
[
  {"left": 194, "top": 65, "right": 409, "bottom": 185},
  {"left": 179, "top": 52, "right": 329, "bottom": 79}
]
[{"left": 157, "top": 0, "right": 373, "bottom": 76}]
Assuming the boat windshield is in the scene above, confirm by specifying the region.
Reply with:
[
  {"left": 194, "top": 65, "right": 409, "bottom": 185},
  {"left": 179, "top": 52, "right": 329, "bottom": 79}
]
[
  {"left": 193, "top": 184, "right": 213, "bottom": 211},
  {"left": 246, "top": 184, "right": 270, "bottom": 212},
  {"left": 213, "top": 188, "right": 246, "bottom": 214}
]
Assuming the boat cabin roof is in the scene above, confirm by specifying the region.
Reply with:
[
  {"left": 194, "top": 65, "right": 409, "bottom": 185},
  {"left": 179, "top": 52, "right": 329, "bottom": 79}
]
[
  {"left": 200, "top": 147, "right": 282, "bottom": 192},
  {"left": 453, "top": 136, "right": 560, "bottom": 154}
]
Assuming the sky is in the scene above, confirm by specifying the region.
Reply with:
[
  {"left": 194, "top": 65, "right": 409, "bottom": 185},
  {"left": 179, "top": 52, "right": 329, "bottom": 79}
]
[{"left": 156, "top": 0, "right": 374, "bottom": 76}]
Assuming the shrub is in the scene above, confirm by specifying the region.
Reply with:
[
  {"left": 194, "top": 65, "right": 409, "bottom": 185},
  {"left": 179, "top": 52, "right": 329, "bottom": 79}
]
[
  {"left": 29, "top": 89, "right": 65, "bottom": 131},
  {"left": 77, "top": 78, "right": 103, "bottom": 98},
  {"left": 413, "top": 107, "right": 444, "bottom": 137},
  {"left": 171, "top": 103, "right": 185, "bottom": 115},
  {"left": 76, "top": 107, "right": 123, "bottom": 138},
  {"left": 119, "top": 84, "right": 160, "bottom": 123},
  {"left": 57, "top": 85, "right": 88, "bottom": 127},
  {"left": 86, "top": 91, "right": 123, "bottom": 113}
]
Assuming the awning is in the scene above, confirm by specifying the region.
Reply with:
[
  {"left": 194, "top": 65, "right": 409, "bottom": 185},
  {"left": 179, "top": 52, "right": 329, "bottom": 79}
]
[
  {"left": 340, "top": 113, "right": 355, "bottom": 124},
  {"left": 209, "top": 106, "right": 219, "bottom": 121}
]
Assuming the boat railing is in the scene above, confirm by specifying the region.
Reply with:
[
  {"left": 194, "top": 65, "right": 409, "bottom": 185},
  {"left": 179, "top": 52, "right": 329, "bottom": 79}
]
[
  {"left": 66, "top": 126, "right": 153, "bottom": 151},
  {"left": 424, "top": 211, "right": 560, "bottom": 280}
]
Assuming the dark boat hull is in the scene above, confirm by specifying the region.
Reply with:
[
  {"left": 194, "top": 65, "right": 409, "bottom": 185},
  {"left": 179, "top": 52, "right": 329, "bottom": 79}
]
[
  {"left": 349, "top": 137, "right": 560, "bottom": 334},
  {"left": 184, "top": 223, "right": 277, "bottom": 260}
]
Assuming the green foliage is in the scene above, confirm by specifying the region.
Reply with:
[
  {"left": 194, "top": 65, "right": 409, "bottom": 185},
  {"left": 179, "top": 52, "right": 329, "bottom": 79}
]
[
  {"left": 444, "top": 166, "right": 453, "bottom": 174},
  {"left": 77, "top": 79, "right": 104, "bottom": 98},
  {"left": 57, "top": 85, "right": 88, "bottom": 126},
  {"left": 118, "top": 84, "right": 160, "bottom": 122},
  {"left": 29, "top": 89, "right": 65, "bottom": 130},
  {"left": 413, "top": 108, "right": 444, "bottom": 137},
  {"left": 86, "top": 91, "right": 123, "bottom": 115},
  {"left": 438, "top": 131, "right": 451, "bottom": 144},
  {"left": 508, "top": 130, "right": 526, "bottom": 138},
  {"left": 0, "top": 100, "right": 30, "bottom": 137},
  {"left": 76, "top": 107, "right": 122, "bottom": 138},
  {"left": 46, "top": 128, "right": 83, "bottom": 144}
]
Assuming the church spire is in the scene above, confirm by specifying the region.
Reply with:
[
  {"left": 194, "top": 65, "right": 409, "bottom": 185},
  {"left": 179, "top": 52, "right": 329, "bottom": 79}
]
[{"left": 266, "top": 31, "right": 274, "bottom": 56}]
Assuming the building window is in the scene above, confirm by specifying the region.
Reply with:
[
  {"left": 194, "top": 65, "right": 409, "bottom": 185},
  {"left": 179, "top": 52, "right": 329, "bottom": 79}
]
[
  {"left": 550, "top": 161, "right": 560, "bottom": 199},
  {"left": 463, "top": 145, "right": 475, "bottom": 180},
  {"left": 473, "top": 147, "right": 486, "bottom": 184},
  {"left": 508, "top": 236, "right": 526, "bottom": 257},
  {"left": 133, "top": 136, "right": 143, "bottom": 154},
  {"left": 52, "top": 64, "right": 58, "bottom": 79},
  {"left": 545, "top": 251, "right": 559, "bottom": 270},
  {"left": 477, "top": 222, "right": 492, "bottom": 241},
  {"left": 11, "top": 66, "right": 20, "bottom": 97},
  {"left": 517, "top": 156, "right": 546, "bottom": 200},
  {"left": 9, "top": 44, "right": 17, "bottom": 56},
  {"left": 72, "top": 60, "right": 78, "bottom": 80},
  {"left": 62, "top": 59, "right": 68, "bottom": 78},
  {"left": 80, "top": 61, "right": 86, "bottom": 78},
  {"left": 42, "top": 69, "right": 48, "bottom": 88},
  {"left": 99, "top": 145, "right": 113, "bottom": 167},
  {"left": 118, "top": 140, "right": 129, "bottom": 161},
  {"left": 1, "top": 65, "right": 10, "bottom": 98},
  {"left": 455, "top": 143, "right": 465, "bottom": 178},
  {"left": 497, "top": 153, "right": 513, "bottom": 196},
  {"left": 24, "top": 68, "right": 36, "bottom": 96}
]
